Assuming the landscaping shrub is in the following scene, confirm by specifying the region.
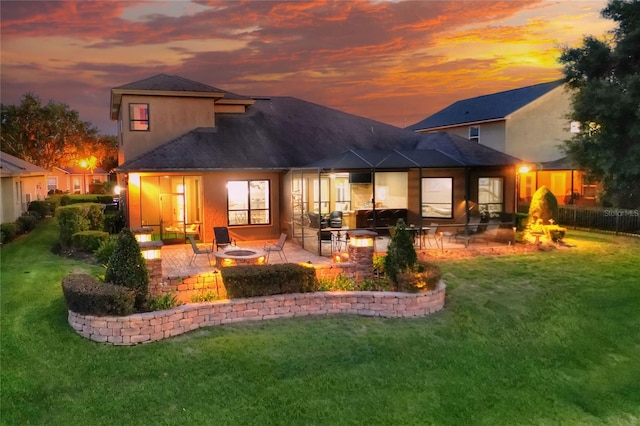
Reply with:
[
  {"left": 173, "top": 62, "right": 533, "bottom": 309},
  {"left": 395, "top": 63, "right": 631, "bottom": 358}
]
[
  {"left": 222, "top": 264, "right": 318, "bottom": 298},
  {"left": 71, "top": 231, "right": 110, "bottom": 253},
  {"left": 61, "top": 273, "right": 135, "bottom": 316},
  {"left": 384, "top": 219, "right": 418, "bottom": 283},
  {"left": 103, "top": 210, "right": 125, "bottom": 234},
  {"left": 396, "top": 262, "right": 442, "bottom": 292},
  {"left": 94, "top": 236, "right": 118, "bottom": 264},
  {"left": 528, "top": 185, "right": 559, "bottom": 225},
  {"left": 148, "top": 293, "right": 182, "bottom": 311},
  {"left": 56, "top": 205, "right": 90, "bottom": 247},
  {"left": 190, "top": 290, "right": 221, "bottom": 303},
  {"left": 1, "top": 222, "right": 18, "bottom": 244},
  {"left": 317, "top": 275, "right": 357, "bottom": 291},
  {"left": 96, "top": 195, "right": 114, "bottom": 204},
  {"left": 27, "top": 200, "right": 49, "bottom": 219},
  {"left": 85, "top": 204, "right": 104, "bottom": 230},
  {"left": 15, "top": 214, "right": 37, "bottom": 233},
  {"left": 105, "top": 228, "right": 149, "bottom": 310},
  {"left": 60, "top": 194, "right": 72, "bottom": 206}
]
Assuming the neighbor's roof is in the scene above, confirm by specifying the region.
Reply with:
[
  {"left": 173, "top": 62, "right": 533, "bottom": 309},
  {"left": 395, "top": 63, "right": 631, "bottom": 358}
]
[
  {"left": 57, "top": 165, "right": 109, "bottom": 175},
  {"left": 116, "top": 96, "right": 520, "bottom": 173},
  {"left": 110, "top": 74, "right": 253, "bottom": 120},
  {"left": 301, "top": 148, "right": 465, "bottom": 170},
  {"left": 407, "top": 80, "right": 564, "bottom": 131},
  {"left": 539, "top": 156, "right": 580, "bottom": 171},
  {"left": 415, "top": 132, "right": 521, "bottom": 167},
  {"left": 0, "top": 151, "right": 49, "bottom": 177}
]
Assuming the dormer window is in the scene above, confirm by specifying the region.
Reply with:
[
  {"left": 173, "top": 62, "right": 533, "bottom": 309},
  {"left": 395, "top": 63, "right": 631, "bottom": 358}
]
[
  {"left": 129, "top": 103, "right": 149, "bottom": 131},
  {"left": 469, "top": 126, "right": 480, "bottom": 143}
]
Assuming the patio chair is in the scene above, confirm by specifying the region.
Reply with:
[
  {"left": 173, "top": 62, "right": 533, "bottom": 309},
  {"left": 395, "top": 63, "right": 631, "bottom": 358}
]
[
  {"left": 187, "top": 235, "right": 212, "bottom": 266},
  {"left": 328, "top": 211, "right": 343, "bottom": 228},
  {"left": 264, "top": 233, "right": 288, "bottom": 263},
  {"left": 213, "top": 227, "right": 236, "bottom": 251}
]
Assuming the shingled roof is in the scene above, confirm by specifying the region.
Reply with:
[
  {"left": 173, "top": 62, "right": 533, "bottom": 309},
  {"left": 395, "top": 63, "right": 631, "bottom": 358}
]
[
  {"left": 117, "top": 96, "right": 519, "bottom": 173},
  {"left": 1, "top": 151, "right": 49, "bottom": 177},
  {"left": 407, "top": 80, "right": 564, "bottom": 131}
]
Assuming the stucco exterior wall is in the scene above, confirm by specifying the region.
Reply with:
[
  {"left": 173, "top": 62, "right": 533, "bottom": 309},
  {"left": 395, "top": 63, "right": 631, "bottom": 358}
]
[
  {"left": 442, "top": 122, "right": 507, "bottom": 153},
  {"left": 506, "top": 86, "right": 572, "bottom": 163},
  {"left": 119, "top": 95, "right": 216, "bottom": 163}
]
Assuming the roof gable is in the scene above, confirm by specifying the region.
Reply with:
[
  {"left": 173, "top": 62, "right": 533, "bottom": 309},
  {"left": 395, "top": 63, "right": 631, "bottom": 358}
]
[
  {"left": 407, "top": 80, "right": 563, "bottom": 131},
  {"left": 110, "top": 74, "right": 253, "bottom": 120}
]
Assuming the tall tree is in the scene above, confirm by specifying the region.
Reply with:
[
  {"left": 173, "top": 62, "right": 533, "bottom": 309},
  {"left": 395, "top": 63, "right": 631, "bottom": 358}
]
[
  {"left": 0, "top": 93, "right": 100, "bottom": 170},
  {"left": 559, "top": 0, "right": 640, "bottom": 209}
]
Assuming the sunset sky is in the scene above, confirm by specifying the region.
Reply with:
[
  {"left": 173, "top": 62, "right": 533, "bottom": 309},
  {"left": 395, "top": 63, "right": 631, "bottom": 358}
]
[{"left": 1, "top": 0, "right": 614, "bottom": 135}]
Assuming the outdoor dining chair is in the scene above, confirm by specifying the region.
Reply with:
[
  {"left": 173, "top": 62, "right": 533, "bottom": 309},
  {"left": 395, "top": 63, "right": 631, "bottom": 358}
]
[
  {"left": 187, "top": 235, "right": 213, "bottom": 266},
  {"left": 264, "top": 233, "right": 288, "bottom": 263}
]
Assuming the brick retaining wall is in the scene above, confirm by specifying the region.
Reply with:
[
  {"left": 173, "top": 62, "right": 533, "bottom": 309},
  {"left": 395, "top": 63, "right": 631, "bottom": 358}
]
[{"left": 68, "top": 282, "right": 446, "bottom": 345}]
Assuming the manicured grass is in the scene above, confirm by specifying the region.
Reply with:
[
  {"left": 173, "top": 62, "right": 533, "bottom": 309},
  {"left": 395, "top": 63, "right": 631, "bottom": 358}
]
[{"left": 2, "top": 220, "right": 639, "bottom": 425}]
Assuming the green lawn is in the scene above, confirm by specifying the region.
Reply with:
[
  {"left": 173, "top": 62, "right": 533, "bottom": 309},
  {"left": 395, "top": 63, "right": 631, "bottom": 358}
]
[{"left": 2, "top": 219, "right": 639, "bottom": 425}]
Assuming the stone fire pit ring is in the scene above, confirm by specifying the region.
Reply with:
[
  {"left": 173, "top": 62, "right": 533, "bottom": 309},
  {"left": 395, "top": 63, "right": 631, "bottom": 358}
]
[{"left": 214, "top": 248, "right": 266, "bottom": 266}]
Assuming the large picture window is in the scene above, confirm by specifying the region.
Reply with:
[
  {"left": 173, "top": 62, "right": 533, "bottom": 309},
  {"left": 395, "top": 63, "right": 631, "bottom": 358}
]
[
  {"left": 129, "top": 103, "right": 149, "bottom": 131},
  {"left": 478, "top": 177, "right": 504, "bottom": 218},
  {"left": 422, "top": 177, "right": 453, "bottom": 218},
  {"left": 227, "top": 180, "right": 270, "bottom": 226}
]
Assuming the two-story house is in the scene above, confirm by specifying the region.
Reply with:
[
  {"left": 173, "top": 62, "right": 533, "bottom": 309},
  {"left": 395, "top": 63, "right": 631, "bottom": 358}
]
[
  {"left": 407, "top": 81, "right": 595, "bottom": 207},
  {"left": 112, "top": 74, "right": 520, "bottom": 255}
]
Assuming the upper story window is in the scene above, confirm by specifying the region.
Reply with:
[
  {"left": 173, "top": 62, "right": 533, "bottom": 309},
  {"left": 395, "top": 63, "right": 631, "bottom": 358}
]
[
  {"left": 469, "top": 126, "right": 480, "bottom": 143},
  {"left": 129, "top": 103, "right": 149, "bottom": 131}
]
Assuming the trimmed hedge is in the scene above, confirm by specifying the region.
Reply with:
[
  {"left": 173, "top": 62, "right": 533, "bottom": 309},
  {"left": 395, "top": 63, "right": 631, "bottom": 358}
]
[
  {"left": 55, "top": 203, "right": 104, "bottom": 247},
  {"left": 56, "top": 205, "right": 90, "bottom": 247},
  {"left": 221, "top": 263, "right": 318, "bottom": 298},
  {"left": 71, "top": 231, "right": 110, "bottom": 253},
  {"left": 61, "top": 274, "right": 135, "bottom": 316}
]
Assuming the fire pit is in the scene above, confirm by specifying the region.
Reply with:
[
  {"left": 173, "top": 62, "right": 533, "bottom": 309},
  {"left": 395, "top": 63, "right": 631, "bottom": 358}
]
[{"left": 214, "top": 249, "right": 266, "bottom": 266}]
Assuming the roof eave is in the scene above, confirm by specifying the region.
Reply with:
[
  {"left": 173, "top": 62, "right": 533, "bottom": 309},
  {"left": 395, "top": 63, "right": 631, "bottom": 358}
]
[{"left": 412, "top": 117, "right": 505, "bottom": 133}]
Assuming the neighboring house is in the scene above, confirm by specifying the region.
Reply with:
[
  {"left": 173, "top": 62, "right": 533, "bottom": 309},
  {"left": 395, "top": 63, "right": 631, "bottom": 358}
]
[
  {"left": 112, "top": 74, "right": 520, "bottom": 255},
  {"left": 407, "top": 81, "right": 595, "bottom": 206},
  {"left": 0, "top": 151, "right": 49, "bottom": 223},
  {"left": 49, "top": 165, "right": 110, "bottom": 195}
]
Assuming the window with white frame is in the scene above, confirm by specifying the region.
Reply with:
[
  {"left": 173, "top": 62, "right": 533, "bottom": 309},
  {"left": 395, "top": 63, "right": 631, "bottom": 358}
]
[
  {"left": 478, "top": 177, "right": 504, "bottom": 218},
  {"left": 421, "top": 177, "right": 453, "bottom": 218},
  {"left": 129, "top": 103, "right": 149, "bottom": 131},
  {"left": 227, "top": 180, "right": 270, "bottom": 226},
  {"left": 47, "top": 177, "right": 57, "bottom": 193},
  {"left": 469, "top": 126, "right": 480, "bottom": 143}
]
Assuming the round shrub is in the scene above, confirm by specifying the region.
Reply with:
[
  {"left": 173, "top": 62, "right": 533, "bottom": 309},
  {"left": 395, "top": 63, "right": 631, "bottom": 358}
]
[
  {"left": 1, "top": 222, "right": 18, "bottom": 244},
  {"left": 27, "top": 200, "right": 49, "bottom": 219},
  {"left": 15, "top": 214, "right": 37, "bottom": 233},
  {"left": 528, "top": 185, "right": 559, "bottom": 225},
  {"left": 55, "top": 205, "right": 90, "bottom": 247},
  {"left": 105, "top": 228, "right": 149, "bottom": 310}
]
